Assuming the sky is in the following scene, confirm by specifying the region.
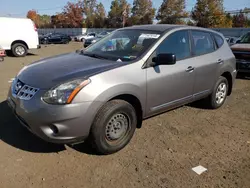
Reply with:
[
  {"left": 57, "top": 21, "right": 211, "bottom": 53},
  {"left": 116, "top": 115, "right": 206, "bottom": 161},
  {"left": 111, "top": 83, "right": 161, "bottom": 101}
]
[{"left": 0, "top": 0, "right": 249, "bottom": 17}]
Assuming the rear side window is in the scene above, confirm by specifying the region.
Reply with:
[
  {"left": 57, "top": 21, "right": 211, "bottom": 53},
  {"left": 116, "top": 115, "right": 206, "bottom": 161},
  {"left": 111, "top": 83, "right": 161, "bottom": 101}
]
[
  {"left": 191, "top": 31, "right": 215, "bottom": 56},
  {"left": 213, "top": 34, "right": 224, "bottom": 48}
]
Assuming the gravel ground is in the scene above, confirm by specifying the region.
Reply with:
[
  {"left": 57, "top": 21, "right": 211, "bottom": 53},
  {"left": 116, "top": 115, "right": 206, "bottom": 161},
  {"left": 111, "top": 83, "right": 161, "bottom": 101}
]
[{"left": 0, "top": 42, "right": 249, "bottom": 188}]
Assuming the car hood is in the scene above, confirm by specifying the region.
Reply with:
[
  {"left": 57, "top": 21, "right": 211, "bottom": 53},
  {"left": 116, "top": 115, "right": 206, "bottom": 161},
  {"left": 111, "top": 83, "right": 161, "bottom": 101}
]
[
  {"left": 17, "top": 52, "right": 119, "bottom": 89},
  {"left": 231, "top": 43, "right": 250, "bottom": 52}
]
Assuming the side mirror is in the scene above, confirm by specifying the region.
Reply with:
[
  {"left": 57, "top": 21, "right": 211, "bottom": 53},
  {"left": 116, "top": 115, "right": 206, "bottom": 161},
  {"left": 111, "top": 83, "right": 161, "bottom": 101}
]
[{"left": 151, "top": 53, "right": 176, "bottom": 66}]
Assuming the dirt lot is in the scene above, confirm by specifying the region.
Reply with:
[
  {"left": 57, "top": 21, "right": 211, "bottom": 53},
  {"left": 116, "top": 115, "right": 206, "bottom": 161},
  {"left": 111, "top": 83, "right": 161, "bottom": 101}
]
[{"left": 0, "top": 42, "right": 250, "bottom": 188}]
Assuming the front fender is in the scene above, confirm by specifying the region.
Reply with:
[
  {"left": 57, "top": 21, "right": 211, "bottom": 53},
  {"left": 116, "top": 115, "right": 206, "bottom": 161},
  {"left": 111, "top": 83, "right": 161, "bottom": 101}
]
[{"left": 73, "top": 83, "right": 146, "bottom": 114}]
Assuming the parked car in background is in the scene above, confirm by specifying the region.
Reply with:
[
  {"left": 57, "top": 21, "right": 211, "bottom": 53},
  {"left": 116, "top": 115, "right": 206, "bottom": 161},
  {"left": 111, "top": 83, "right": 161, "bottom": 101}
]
[
  {"left": 84, "top": 31, "right": 111, "bottom": 47},
  {"left": 74, "top": 32, "right": 96, "bottom": 42},
  {"left": 231, "top": 32, "right": 250, "bottom": 74},
  {"left": 0, "top": 45, "right": 6, "bottom": 61},
  {"left": 7, "top": 25, "right": 236, "bottom": 155},
  {"left": 97, "top": 31, "right": 111, "bottom": 37},
  {"left": 225, "top": 36, "right": 238, "bottom": 46},
  {"left": 0, "top": 17, "right": 40, "bottom": 57},
  {"left": 84, "top": 36, "right": 103, "bottom": 48},
  {"left": 40, "top": 33, "right": 71, "bottom": 44}
]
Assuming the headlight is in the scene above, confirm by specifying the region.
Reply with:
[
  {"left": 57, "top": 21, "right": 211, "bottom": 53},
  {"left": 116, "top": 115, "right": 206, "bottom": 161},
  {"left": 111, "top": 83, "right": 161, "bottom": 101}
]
[
  {"left": 42, "top": 79, "right": 90, "bottom": 104},
  {"left": 91, "top": 40, "right": 96, "bottom": 43}
]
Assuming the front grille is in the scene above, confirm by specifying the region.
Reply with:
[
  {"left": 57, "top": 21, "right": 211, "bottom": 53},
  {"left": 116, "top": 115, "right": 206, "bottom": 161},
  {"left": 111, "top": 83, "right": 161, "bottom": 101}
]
[
  {"left": 17, "top": 85, "right": 39, "bottom": 100},
  {"left": 12, "top": 79, "right": 39, "bottom": 100}
]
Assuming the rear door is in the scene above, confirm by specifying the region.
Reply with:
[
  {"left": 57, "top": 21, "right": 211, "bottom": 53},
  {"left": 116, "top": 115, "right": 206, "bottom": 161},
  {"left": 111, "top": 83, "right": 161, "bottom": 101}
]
[{"left": 190, "top": 30, "right": 218, "bottom": 100}]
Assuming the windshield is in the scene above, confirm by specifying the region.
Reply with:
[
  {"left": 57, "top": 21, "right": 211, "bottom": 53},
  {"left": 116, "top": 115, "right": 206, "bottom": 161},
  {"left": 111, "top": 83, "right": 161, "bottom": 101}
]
[
  {"left": 84, "top": 29, "right": 162, "bottom": 62},
  {"left": 238, "top": 33, "right": 250, "bottom": 43}
]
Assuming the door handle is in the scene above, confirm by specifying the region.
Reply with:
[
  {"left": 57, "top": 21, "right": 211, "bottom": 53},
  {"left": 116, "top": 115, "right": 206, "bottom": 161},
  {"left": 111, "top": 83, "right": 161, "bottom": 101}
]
[
  {"left": 217, "top": 59, "right": 224, "bottom": 64},
  {"left": 186, "top": 66, "right": 195, "bottom": 72}
]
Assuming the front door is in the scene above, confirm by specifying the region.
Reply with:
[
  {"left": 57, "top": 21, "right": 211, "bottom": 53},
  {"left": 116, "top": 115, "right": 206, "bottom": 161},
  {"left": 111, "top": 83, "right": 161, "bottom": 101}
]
[{"left": 146, "top": 30, "right": 195, "bottom": 116}]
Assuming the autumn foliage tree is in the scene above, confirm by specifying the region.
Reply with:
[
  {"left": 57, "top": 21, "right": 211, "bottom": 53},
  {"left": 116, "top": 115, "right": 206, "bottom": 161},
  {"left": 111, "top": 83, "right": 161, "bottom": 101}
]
[
  {"left": 27, "top": 10, "right": 39, "bottom": 25},
  {"left": 62, "top": 1, "right": 84, "bottom": 28},
  {"left": 232, "top": 12, "right": 248, "bottom": 27},
  {"left": 156, "top": 0, "right": 188, "bottom": 24},
  {"left": 130, "top": 0, "right": 155, "bottom": 25},
  {"left": 191, "top": 0, "right": 229, "bottom": 28}
]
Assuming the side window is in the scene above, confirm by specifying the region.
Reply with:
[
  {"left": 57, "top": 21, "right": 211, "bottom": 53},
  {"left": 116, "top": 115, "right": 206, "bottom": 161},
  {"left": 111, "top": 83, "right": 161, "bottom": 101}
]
[
  {"left": 156, "top": 30, "right": 191, "bottom": 61},
  {"left": 213, "top": 33, "right": 224, "bottom": 48},
  {"left": 191, "top": 31, "right": 215, "bottom": 56}
]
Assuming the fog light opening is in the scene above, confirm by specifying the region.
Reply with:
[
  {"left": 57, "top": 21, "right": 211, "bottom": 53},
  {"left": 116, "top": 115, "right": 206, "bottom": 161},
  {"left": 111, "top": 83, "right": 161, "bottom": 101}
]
[{"left": 50, "top": 124, "right": 59, "bottom": 135}]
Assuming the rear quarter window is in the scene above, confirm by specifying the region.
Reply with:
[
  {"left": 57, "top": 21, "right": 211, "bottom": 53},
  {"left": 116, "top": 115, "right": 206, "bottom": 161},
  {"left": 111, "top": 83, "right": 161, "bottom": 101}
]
[
  {"left": 191, "top": 31, "right": 215, "bottom": 56},
  {"left": 213, "top": 34, "right": 224, "bottom": 48}
]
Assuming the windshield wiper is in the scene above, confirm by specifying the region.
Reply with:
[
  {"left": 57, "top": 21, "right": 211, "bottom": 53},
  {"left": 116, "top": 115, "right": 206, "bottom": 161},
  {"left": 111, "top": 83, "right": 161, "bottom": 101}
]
[{"left": 83, "top": 52, "right": 109, "bottom": 60}]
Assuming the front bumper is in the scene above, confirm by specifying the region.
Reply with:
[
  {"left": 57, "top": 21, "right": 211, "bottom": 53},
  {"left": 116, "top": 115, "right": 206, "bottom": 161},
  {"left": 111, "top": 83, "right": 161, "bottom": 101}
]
[
  {"left": 7, "top": 87, "right": 103, "bottom": 144},
  {"left": 236, "top": 59, "right": 250, "bottom": 73}
]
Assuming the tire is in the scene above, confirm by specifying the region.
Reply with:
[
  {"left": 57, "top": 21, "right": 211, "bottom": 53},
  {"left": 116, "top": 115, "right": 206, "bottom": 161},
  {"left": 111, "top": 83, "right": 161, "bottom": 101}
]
[
  {"left": 43, "top": 40, "right": 48, "bottom": 44},
  {"left": 89, "top": 100, "right": 137, "bottom": 155},
  {"left": 207, "top": 76, "right": 228, "bottom": 109},
  {"left": 11, "top": 43, "right": 28, "bottom": 57},
  {"left": 63, "top": 40, "right": 69, "bottom": 44}
]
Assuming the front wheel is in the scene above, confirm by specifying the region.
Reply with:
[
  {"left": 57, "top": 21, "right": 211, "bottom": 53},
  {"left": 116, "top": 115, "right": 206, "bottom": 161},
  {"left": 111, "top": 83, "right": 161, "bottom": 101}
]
[
  {"left": 207, "top": 76, "right": 228, "bottom": 109},
  {"left": 89, "top": 100, "right": 137, "bottom": 155}
]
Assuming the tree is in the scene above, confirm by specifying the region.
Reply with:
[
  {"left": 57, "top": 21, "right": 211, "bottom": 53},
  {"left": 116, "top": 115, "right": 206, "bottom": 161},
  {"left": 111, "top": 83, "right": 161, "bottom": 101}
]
[
  {"left": 94, "top": 3, "right": 106, "bottom": 28},
  {"left": 156, "top": 0, "right": 188, "bottom": 24},
  {"left": 83, "top": 0, "right": 97, "bottom": 28},
  {"left": 130, "top": 0, "right": 155, "bottom": 25},
  {"left": 38, "top": 14, "right": 51, "bottom": 28},
  {"left": 108, "top": 0, "right": 131, "bottom": 28},
  {"left": 232, "top": 12, "right": 248, "bottom": 27},
  {"left": 62, "top": 1, "right": 84, "bottom": 28},
  {"left": 26, "top": 10, "right": 40, "bottom": 26},
  {"left": 222, "top": 13, "right": 233, "bottom": 28},
  {"left": 27, "top": 10, "right": 38, "bottom": 21},
  {"left": 191, "top": 0, "right": 227, "bottom": 28}
]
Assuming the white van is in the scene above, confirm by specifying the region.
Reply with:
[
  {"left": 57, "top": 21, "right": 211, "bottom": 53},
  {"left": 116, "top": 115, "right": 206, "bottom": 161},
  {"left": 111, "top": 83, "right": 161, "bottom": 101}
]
[{"left": 0, "top": 17, "right": 40, "bottom": 57}]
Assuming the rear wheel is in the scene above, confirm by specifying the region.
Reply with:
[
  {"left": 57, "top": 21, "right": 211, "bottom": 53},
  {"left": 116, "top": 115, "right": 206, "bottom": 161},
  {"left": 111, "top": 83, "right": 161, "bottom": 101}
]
[
  {"left": 207, "top": 76, "right": 228, "bottom": 109},
  {"left": 89, "top": 100, "right": 137, "bottom": 155},
  {"left": 11, "top": 43, "right": 28, "bottom": 57}
]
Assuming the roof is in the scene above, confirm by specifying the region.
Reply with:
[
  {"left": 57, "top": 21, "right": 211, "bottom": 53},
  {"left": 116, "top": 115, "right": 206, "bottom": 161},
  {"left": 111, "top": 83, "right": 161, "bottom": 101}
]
[
  {"left": 119, "top": 24, "right": 224, "bottom": 36},
  {"left": 120, "top": 24, "right": 186, "bottom": 32}
]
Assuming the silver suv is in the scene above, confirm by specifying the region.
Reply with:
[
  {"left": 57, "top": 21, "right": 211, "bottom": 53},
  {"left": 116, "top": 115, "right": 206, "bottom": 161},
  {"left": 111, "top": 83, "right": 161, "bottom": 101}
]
[{"left": 7, "top": 25, "right": 236, "bottom": 154}]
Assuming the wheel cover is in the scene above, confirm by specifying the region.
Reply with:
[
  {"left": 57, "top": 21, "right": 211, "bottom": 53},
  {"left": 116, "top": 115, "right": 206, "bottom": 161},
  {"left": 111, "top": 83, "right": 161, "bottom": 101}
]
[
  {"left": 215, "top": 82, "right": 227, "bottom": 105},
  {"left": 15, "top": 46, "right": 25, "bottom": 55},
  {"left": 105, "top": 113, "right": 129, "bottom": 141}
]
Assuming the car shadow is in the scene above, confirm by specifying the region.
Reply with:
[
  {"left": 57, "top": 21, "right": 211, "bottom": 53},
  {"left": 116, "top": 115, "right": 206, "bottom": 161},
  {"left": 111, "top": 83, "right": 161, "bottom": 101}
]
[
  {"left": 188, "top": 99, "right": 212, "bottom": 110},
  {"left": 0, "top": 100, "right": 65, "bottom": 153},
  {"left": 236, "top": 73, "right": 250, "bottom": 80},
  {"left": 68, "top": 142, "right": 100, "bottom": 156},
  {"left": 5, "top": 51, "right": 37, "bottom": 57}
]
